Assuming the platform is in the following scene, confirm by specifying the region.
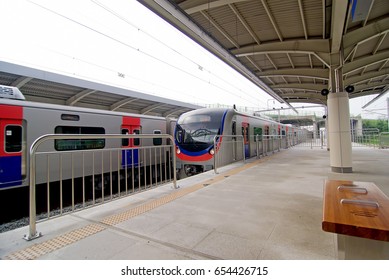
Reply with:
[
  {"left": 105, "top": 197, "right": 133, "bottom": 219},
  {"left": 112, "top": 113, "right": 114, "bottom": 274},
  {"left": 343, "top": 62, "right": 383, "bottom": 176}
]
[{"left": 1, "top": 146, "right": 388, "bottom": 260}]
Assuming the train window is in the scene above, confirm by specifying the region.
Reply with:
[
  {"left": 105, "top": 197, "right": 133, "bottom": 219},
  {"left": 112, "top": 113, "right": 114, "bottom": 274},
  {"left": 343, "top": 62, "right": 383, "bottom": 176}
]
[
  {"left": 153, "top": 130, "right": 162, "bottom": 146},
  {"left": 133, "top": 129, "right": 140, "bottom": 146},
  {"left": 122, "top": 129, "right": 129, "bottom": 146},
  {"left": 182, "top": 115, "right": 211, "bottom": 124},
  {"left": 253, "top": 127, "right": 262, "bottom": 142},
  {"left": 54, "top": 126, "right": 105, "bottom": 151},
  {"left": 5, "top": 125, "right": 22, "bottom": 153}
]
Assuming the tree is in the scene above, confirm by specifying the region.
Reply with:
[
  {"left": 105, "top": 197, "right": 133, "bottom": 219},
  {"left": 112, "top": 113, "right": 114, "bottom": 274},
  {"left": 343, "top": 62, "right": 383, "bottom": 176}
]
[{"left": 362, "top": 119, "right": 389, "bottom": 132}]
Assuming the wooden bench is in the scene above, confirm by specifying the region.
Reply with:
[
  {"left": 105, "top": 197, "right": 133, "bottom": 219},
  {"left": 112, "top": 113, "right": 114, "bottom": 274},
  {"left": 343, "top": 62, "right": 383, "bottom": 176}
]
[{"left": 322, "top": 180, "right": 389, "bottom": 259}]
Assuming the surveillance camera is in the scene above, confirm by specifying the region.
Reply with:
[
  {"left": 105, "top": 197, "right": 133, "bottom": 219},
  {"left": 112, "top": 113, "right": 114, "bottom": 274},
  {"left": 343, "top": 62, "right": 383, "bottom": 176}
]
[
  {"left": 321, "top": 89, "right": 329, "bottom": 96},
  {"left": 345, "top": 85, "right": 354, "bottom": 93}
]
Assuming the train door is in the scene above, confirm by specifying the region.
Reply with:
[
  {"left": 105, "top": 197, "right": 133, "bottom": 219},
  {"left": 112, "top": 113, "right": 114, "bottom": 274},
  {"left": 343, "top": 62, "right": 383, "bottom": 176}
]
[
  {"left": 242, "top": 122, "right": 250, "bottom": 158},
  {"left": 0, "top": 105, "right": 25, "bottom": 189},
  {"left": 121, "top": 117, "right": 141, "bottom": 167},
  {"left": 232, "top": 121, "right": 237, "bottom": 160}
]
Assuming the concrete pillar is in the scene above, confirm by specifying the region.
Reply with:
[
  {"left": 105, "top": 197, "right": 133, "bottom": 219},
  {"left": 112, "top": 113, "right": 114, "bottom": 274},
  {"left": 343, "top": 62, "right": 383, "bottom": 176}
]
[{"left": 328, "top": 92, "right": 352, "bottom": 173}]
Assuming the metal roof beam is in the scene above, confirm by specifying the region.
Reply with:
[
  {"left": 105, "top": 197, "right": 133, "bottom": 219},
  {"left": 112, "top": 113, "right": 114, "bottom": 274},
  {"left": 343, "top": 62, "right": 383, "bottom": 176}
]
[
  {"left": 66, "top": 89, "right": 96, "bottom": 106},
  {"left": 330, "top": 0, "right": 348, "bottom": 53},
  {"left": 259, "top": 68, "right": 329, "bottom": 80},
  {"left": 141, "top": 103, "right": 164, "bottom": 114},
  {"left": 343, "top": 17, "right": 389, "bottom": 59},
  {"left": 345, "top": 68, "right": 389, "bottom": 85},
  {"left": 343, "top": 50, "right": 389, "bottom": 75},
  {"left": 261, "top": 0, "right": 283, "bottom": 41},
  {"left": 229, "top": 3, "right": 261, "bottom": 45},
  {"left": 163, "top": 107, "right": 187, "bottom": 117},
  {"left": 354, "top": 81, "right": 387, "bottom": 92},
  {"left": 297, "top": 0, "right": 308, "bottom": 39},
  {"left": 181, "top": 0, "right": 250, "bottom": 15},
  {"left": 110, "top": 97, "right": 139, "bottom": 111},
  {"left": 10, "top": 77, "right": 33, "bottom": 88},
  {"left": 200, "top": 10, "right": 240, "bottom": 48},
  {"left": 272, "top": 83, "right": 324, "bottom": 92},
  {"left": 236, "top": 50, "right": 330, "bottom": 68},
  {"left": 232, "top": 39, "right": 330, "bottom": 56},
  {"left": 362, "top": 88, "right": 389, "bottom": 108}
]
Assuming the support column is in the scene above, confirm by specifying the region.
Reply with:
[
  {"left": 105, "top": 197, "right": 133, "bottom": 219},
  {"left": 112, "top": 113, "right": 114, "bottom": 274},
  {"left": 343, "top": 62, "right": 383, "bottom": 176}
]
[{"left": 328, "top": 92, "right": 352, "bottom": 173}]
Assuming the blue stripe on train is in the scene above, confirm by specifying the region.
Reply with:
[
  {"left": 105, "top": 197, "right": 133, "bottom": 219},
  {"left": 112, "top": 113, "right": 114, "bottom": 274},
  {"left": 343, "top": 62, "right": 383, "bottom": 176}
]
[{"left": 0, "top": 156, "right": 22, "bottom": 188}]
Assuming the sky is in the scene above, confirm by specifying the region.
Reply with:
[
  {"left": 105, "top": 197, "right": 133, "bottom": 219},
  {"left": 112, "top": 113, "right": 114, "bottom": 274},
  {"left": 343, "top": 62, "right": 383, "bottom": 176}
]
[{"left": 1, "top": 0, "right": 388, "bottom": 120}]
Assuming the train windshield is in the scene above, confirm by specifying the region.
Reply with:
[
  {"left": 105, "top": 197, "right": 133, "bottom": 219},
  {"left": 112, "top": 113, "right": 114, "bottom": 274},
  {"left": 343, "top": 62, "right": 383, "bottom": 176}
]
[{"left": 175, "top": 111, "right": 224, "bottom": 152}]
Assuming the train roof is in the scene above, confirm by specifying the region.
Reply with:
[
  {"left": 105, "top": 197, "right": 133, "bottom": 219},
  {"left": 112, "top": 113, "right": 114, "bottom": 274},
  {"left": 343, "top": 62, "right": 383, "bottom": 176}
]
[
  {"left": 0, "top": 95, "right": 171, "bottom": 121},
  {"left": 178, "top": 107, "right": 287, "bottom": 126},
  {"left": 0, "top": 85, "right": 25, "bottom": 100}
]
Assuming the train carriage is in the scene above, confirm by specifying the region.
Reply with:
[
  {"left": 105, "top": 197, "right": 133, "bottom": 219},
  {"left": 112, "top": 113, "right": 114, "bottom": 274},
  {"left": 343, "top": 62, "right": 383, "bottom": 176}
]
[
  {"left": 174, "top": 107, "right": 295, "bottom": 177},
  {"left": 0, "top": 85, "right": 175, "bottom": 223}
]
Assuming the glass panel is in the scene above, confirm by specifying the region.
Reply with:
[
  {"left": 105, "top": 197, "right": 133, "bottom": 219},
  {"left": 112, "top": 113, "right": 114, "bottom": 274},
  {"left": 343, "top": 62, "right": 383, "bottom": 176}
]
[
  {"left": 5, "top": 125, "right": 22, "bottom": 153},
  {"left": 54, "top": 126, "right": 105, "bottom": 151}
]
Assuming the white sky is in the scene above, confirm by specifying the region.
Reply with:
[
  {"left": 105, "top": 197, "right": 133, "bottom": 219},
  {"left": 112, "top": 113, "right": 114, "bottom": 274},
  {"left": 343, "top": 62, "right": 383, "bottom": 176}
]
[{"left": 1, "top": 0, "right": 388, "bottom": 119}]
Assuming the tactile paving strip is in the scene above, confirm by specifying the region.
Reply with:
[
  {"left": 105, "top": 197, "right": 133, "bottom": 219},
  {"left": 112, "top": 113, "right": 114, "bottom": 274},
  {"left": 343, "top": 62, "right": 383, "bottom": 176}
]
[
  {"left": 100, "top": 183, "right": 205, "bottom": 226},
  {"left": 4, "top": 157, "right": 269, "bottom": 260},
  {"left": 4, "top": 223, "right": 106, "bottom": 260}
]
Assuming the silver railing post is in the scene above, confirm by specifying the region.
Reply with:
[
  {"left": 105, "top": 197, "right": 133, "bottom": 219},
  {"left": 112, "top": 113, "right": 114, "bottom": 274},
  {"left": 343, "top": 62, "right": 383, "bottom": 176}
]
[
  {"left": 169, "top": 135, "right": 178, "bottom": 189},
  {"left": 213, "top": 136, "right": 218, "bottom": 174},
  {"left": 24, "top": 133, "right": 177, "bottom": 240},
  {"left": 24, "top": 136, "right": 45, "bottom": 241}
]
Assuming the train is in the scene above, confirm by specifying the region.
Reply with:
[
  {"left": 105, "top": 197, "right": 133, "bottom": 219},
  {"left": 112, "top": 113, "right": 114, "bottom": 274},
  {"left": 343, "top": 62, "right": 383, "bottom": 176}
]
[
  {"left": 0, "top": 84, "right": 301, "bottom": 224},
  {"left": 174, "top": 107, "right": 301, "bottom": 176},
  {"left": 0, "top": 85, "right": 176, "bottom": 223}
]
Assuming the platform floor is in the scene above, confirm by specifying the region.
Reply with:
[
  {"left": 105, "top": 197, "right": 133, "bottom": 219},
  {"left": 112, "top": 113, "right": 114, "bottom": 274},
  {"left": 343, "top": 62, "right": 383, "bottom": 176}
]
[{"left": 1, "top": 146, "right": 388, "bottom": 260}]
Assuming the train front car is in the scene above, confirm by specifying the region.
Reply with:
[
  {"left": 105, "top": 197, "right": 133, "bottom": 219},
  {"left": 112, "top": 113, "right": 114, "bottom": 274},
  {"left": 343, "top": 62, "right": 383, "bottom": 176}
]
[{"left": 174, "top": 108, "right": 229, "bottom": 177}]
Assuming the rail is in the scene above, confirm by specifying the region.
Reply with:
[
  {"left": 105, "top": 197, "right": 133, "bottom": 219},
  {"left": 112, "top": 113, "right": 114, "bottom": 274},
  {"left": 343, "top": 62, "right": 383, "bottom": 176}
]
[{"left": 25, "top": 134, "right": 177, "bottom": 241}]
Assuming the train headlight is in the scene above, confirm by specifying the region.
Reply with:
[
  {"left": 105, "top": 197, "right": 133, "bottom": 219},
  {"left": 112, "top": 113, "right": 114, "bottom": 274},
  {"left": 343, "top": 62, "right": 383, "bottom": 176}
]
[
  {"left": 176, "top": 147, "right": 181, "bottom": 154},
  {"left": 209, "top": 148, "right": 215, "bottom": 155}
]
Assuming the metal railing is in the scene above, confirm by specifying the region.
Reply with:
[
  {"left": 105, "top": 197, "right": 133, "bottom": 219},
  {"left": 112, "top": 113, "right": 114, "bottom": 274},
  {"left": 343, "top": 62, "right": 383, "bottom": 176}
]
[
  {"left": 296, "top": 130, "right": 326, "bottom": 149},
  {"left": 379, "top": 132, "right": 389, "bottom": 149},
  {"left": 260, "top": 135, "right": 283, "bottom": 156},
  {"left": 295, "top": 129, "right": 388, "bottom": 149},
  {"left": 25, "top": 134, "right": 177, "bottom": 241},
  {"left": 213, "top": 135, "right": 245, "bottom": 174},
  {"left": 212, "top": 134, "right": 297, "bottom": 174}
]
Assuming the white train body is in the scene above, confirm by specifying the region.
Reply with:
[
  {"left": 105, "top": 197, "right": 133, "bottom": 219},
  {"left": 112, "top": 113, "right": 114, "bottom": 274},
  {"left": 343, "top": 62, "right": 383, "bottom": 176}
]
[
  {"left": 174, "top": 108, "right": 300, "bottom": 176},
  {"left": 0, "top": 86, "right": 174, "bottom": 190}
]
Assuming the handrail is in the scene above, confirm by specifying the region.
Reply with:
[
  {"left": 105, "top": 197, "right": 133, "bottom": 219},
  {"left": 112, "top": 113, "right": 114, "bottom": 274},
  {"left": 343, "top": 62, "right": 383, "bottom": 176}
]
[
  {"left": 213, "top": 135, "right": 244, "bottom": 174},
  {"left": 25, "top": 133, "right": 177, "bottom": 241},
  {"left": 379, "top": 132, "right": 389, "bottom": 149}
]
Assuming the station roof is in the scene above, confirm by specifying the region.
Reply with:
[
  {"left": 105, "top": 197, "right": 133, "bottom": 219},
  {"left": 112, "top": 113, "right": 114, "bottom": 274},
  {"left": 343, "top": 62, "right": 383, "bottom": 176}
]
[
  {"left": 139, "top": 0, "right": 389, "bottom": 106},
  {"left": 0, "top": 61, "right": 202, "bottom": 118}
]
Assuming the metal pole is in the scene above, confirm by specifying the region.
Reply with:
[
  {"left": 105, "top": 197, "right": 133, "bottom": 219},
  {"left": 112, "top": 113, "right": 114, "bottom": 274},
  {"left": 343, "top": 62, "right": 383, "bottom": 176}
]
[
  {"left": 213, "top": 136, "right": 218, "bottom": 174},
  {"left": 24, "top": 133, "right": 178, "bottom": 240},
  {"left": 387, "top": 97, "right": 389, "bottom": 132}
]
